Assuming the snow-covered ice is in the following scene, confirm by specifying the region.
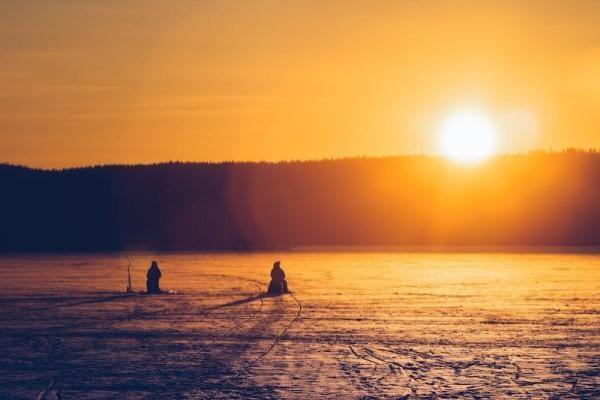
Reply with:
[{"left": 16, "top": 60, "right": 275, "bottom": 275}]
[{"left": 0, "top": 251, "right": 599, "bottom": 399}]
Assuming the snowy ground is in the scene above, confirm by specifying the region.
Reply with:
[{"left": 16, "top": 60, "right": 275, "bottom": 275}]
[{"left": 0, "top": 251, "right": 599, "bottom": 399}]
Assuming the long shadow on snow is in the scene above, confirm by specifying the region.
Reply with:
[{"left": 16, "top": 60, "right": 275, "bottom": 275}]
[
  {"left": 201, "top": 294, "right": 264, "bottom": 312},
  {"left": 28, "top": 294, "right": 136, "bottom": 311}
]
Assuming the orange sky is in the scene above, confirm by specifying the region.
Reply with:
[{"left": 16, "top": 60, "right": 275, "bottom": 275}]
[{"left": 1, "top": 1, "right": 599, "bottom": 168}]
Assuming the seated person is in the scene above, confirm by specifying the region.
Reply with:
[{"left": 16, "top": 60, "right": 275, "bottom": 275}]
[
  {"left": 146, "top": 260, "right": 162, "bottom": 294},
  {"left": 267, "top": 260, "right": 289, "bottom": 295}
]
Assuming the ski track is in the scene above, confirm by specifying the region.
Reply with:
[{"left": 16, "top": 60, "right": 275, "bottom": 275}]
[{"left": 0, "top": 252, "right": 599, "bottom": 399}]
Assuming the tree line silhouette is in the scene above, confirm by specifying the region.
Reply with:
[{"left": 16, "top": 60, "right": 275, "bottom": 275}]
[{"left": 1, "top": 151, "right": 599, "bottom": 252}]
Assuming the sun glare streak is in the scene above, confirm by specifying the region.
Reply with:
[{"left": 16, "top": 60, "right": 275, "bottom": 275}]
[{"left": 438, "top": 111, "right": 497, "bottom": 164}]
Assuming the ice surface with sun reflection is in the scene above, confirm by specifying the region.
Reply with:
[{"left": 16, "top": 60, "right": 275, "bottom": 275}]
[{"left": 0, "top": 251, "right": 598, "bottom": 399}]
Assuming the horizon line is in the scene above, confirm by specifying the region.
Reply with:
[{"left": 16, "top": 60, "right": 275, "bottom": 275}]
[{"left": 2, "top": 147, "right": 598, "bottom": 172}]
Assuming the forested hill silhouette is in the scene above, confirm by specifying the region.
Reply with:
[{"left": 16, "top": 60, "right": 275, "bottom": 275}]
[{"left": 1, "top": 151, "right": 599, "bottom": 252}]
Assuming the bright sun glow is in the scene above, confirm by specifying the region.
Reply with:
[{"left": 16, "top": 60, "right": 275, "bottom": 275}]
[{"left": 438, "top": 111, "right": 497, "bottom": 164}]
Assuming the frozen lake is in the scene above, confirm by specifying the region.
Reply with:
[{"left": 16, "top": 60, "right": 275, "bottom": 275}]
[{"left": 1, "top": 251, "right": 599, "bottom": 399}]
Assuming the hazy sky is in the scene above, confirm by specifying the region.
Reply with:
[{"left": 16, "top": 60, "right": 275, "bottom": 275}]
[{"left": 1, "top": 1, "right": 599, "bottom": 167}]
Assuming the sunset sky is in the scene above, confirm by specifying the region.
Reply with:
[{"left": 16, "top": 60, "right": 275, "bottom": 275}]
[{"left": 1, "top": 1, "right": 599, "bottom": 168}]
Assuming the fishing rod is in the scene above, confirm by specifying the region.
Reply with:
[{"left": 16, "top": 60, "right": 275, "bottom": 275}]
[{"left": 125, "top": 252, "right": 133, "bottom": 293}]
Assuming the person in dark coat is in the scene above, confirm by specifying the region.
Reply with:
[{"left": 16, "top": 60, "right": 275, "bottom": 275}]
[
  {"left": 146, "top": 260, "right": 162, "bottom": 294},
  {"left": 267, "top": 260, "right": 289, "bottom": 295}
]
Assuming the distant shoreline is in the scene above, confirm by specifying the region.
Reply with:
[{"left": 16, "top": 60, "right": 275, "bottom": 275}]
[
  {"left": 2, "top": 153, "right": 600, "bottom": 252},
  {"left": 0, "top": 246, "right": 599, "bottom": 257},
  {"left": 292, "top": 245, "right": 600, "bottom": 254}
]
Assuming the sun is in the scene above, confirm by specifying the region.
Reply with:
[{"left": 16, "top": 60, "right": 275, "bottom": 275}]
[{"left": 438, "top": 110, "right": 497, "bottom": 164}]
